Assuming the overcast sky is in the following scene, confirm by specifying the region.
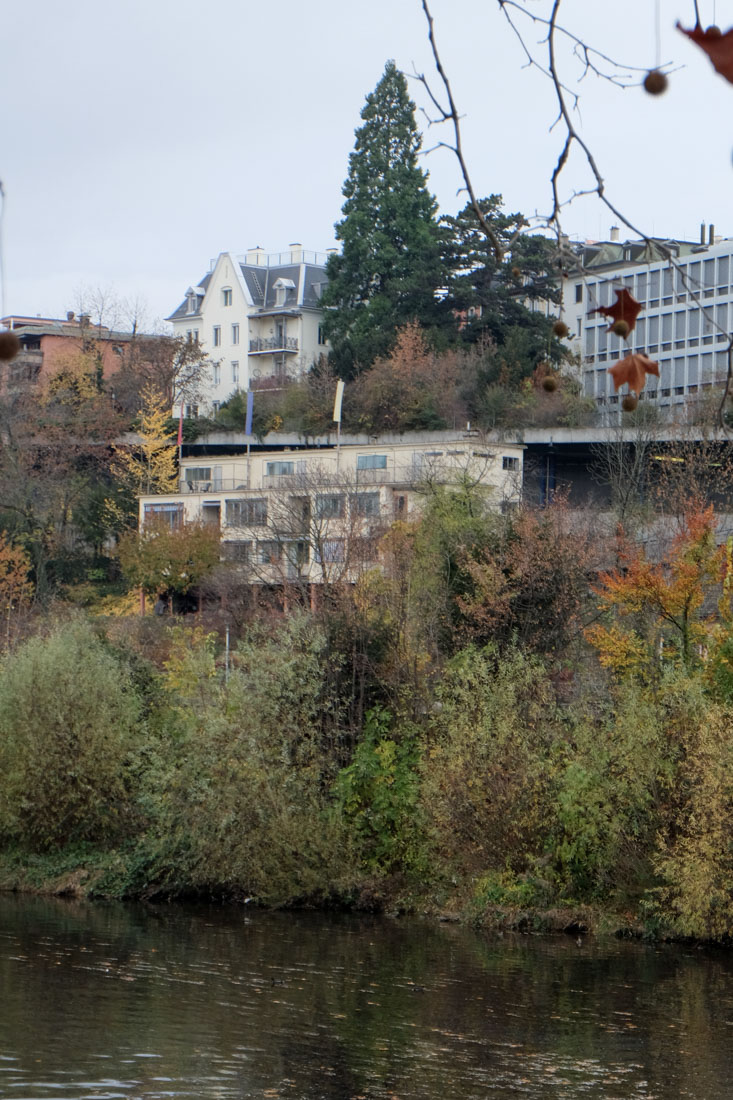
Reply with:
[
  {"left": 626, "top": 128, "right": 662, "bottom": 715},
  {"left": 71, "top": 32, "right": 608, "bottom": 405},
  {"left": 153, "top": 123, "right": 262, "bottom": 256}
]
[{"left": 2, "top": 0, "right": 730, "bottom": 329}]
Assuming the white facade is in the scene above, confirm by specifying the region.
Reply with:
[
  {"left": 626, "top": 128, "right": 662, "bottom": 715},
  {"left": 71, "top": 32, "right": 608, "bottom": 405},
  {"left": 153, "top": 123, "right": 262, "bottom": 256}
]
[
  {"left": 561, "top": 234, "right": 732, "bottom": 422},
  {"left": 139, "top": 436, "right": 524, "bottom": 587},
  {"left": 168, "top": 246, "right": 331, "bottom": 416}
]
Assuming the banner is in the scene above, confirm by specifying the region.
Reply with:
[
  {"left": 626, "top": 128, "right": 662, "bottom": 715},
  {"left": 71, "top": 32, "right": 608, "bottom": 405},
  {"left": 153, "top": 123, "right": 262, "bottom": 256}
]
[
  {"left": 333, "top": 379, "right": 345, "bottom": 424},
  {"left": 245, "top": 389, "right": 254, "bottom": 436}
]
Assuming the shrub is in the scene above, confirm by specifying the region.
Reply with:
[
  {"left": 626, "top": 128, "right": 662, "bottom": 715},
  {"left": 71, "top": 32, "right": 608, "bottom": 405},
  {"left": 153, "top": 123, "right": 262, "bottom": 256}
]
[{"left": 0, "top": 619, "right": 143, "bottom": 849}]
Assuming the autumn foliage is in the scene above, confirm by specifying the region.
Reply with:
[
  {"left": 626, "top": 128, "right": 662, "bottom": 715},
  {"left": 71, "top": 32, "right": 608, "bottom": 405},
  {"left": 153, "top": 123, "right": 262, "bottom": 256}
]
[
  {"left": 590, "top": 288, "right": 642, "bottom": 335},
  {"left": 586, "top": 505, "right": 725, "bottom": 674},
  {"left": 678, "top": 22, "right": 733, "bottom": 84},
  {"left": 608, "top": 353, "right": 660, "bottom": 395}
]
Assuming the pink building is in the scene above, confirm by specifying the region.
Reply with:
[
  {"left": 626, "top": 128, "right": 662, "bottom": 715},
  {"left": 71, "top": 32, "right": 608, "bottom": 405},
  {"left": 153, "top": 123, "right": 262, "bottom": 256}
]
[{"left": 1, "top": 313, "right": 133, "bottom": 393}]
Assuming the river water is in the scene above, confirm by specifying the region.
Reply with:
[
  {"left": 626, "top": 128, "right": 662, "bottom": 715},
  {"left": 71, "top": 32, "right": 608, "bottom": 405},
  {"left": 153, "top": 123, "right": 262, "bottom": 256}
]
[{"left": 2, "top": 894, "right": 733, "bottom": 1099}]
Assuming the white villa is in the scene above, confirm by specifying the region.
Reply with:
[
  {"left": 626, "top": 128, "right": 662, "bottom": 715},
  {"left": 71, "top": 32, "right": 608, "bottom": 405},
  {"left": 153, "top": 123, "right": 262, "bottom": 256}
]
[
  {"left": 139, "top": 434, "right": 524, "bottom": 588},
  {"left": 167, "top": 245, "right": 331, "bottom": 416}
]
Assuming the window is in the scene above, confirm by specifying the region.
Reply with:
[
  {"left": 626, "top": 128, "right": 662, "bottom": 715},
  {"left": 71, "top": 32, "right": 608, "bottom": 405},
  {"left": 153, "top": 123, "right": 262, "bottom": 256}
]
[
  {"left": 222, "top": 540, "right": 251, "bottom": 563},
  {"left": 285, "top": 540, "right": 310, "bottom": 568},
  {"left": 232, "top": 361, "right": 239, "bottom": 384},
  {"left": 289, "top": 496, "right": 311, "bottom": 527},
  {"left": 212, "top": 363, "right": 221, "bottom": 386},
  {"left": 502, "top": 456, "right": 519, "bottom": 471},
  {"left": 226, "top": 498, "right": 267, "bottom": 526},
  {"left": 352, "top": 492, "right": 380, "bottom": 517},
  {"left": 315, "top": 539, "right": 345, "bottom": 563},
  {"left": 212, "top": 401, "right": 220, "bottom": 414},
  {"left": 394, "top": 495, "right": 406, "bottom": 515},
  {"left": 318, "top": 324, "right": 327, "bottom": 345},
  {"left": 232, "top": 323, "right": 240, "bottom": 345},
  {"left": 575, "top": 284, "right": 583, "bottom": 303},
  {"left": 185, "top": 467, "right": 212, "bottom": 488},
  {"left": 315, "top": 493, "right": 345, "bottom": 518},
  {"left": 222, "top": 288, "right": 232, "bottom": 306},
  {"left": 356, "top": 454, "right": 387, "bottom": 470},
  {"left": 143, "top": 503, "right": 183, "bottom": 529},
  {"left": 257, "top": 540, "right": 281, "bottom": 565},
  {"left": 184, "top": 404, "right": 199, "bottom": 419},
  {"left": 213, "top": 326, "right": 221, "bottom": 347},
  {"left": 266, "top": 460, "right": 295, "bottom": 476},
  {"left": 186, "top": 293, "right": 198, "bottom": 315}
]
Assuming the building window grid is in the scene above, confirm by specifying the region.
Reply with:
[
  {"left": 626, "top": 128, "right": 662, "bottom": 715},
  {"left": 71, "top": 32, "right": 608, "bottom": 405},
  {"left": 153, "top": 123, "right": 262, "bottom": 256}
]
[{"left": 584, "top": 270, "right": 733, "bottom": 401}]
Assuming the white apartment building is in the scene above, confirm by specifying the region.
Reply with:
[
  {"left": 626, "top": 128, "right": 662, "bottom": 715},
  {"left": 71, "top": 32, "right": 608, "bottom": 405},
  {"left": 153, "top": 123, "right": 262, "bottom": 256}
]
[
  {"left": 560, "top": 228, "right": 732, "bottom": 421},
  {"left": 139, "top": 435, "right": 524, "bottom": 588},
  {"left": 167, "top": 245, "right": 331, "bottom": 416}
]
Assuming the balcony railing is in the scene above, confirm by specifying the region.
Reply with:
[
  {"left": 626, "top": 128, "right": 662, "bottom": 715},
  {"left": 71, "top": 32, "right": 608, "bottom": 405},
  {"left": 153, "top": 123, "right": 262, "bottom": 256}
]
[
  {"left": 180, "top": 461, "right": 498, "bottom": 497},
  {"left": 249, "top": 336, "right": 299, "bottom": 354}
]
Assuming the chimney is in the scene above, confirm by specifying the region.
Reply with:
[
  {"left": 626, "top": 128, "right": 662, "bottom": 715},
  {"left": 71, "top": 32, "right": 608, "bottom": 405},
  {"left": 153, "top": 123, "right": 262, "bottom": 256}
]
[
  {"left": 701, "top": 222, "right": 707, "bottom": 244},
  {"left": 79, "top": 313, "right": 90, "bottom": 327},
  {"left": 610, "top": 226, "right": 620, "bottom": 242},
  {"left": 289, "top": 242, "right": 303, "bottom": 263},
  {"left": 709, "top": 224, "right": 716, "bottom": 245},
  {"left": 66, "top": 311, "right": 75, "bottom": 322},
  {"left": 246, "top": 246, "right": 265, "bottom": 265}
]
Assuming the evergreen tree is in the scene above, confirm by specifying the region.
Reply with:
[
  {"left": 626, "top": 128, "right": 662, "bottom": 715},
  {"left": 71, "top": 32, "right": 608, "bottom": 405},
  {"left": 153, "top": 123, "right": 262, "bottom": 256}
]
[
  {"left": 322, "top": 61, "right": 447, "bottom": 377},
  {"left": 442, "top": 195, "right": 563, "bottom": 385}
]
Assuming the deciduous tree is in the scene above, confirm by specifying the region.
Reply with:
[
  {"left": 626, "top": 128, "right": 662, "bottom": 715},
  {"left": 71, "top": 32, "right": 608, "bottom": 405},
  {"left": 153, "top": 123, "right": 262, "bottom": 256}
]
[
  {"left": 118, "top": 518, "right": 220, "bottom": 600},
  {"left": 586, "top": 505, "right": 724, "bottom": 676}
]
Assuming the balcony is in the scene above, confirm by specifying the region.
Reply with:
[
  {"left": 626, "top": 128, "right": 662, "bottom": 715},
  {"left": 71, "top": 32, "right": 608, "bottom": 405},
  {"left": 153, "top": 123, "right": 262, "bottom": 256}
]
[{"left": 249, "top": 336, "right": 299, "bottom": 354}]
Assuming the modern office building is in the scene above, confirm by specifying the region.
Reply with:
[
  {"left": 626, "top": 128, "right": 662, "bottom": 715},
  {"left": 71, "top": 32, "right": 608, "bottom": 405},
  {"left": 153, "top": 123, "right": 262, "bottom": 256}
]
[{"left": 560, "top": 227, "right": 731, "bottom": 421}]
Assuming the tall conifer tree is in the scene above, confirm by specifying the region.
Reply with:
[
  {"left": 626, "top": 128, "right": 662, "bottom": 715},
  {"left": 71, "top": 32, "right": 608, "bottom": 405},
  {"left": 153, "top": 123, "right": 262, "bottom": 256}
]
[{"left": 322, "top": 61, "right": 447, "bottom": 377}]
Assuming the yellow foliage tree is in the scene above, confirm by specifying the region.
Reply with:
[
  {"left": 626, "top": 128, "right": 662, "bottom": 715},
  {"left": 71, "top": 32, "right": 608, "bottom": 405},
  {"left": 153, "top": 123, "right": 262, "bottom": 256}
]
[
  {"left": 0, "top": 533, "right": 33, "bottom": 648},
  {"left": 586, "top": 506, "right": 724, "bottom": 677},
  {"left": 106, "top": 384, "right": 178, "bottom": 528}
]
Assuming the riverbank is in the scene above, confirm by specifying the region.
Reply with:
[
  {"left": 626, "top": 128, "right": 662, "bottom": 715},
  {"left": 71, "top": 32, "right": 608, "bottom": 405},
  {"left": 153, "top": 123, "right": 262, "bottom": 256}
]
[
  {"left": 3, "top": 565, "right": 733, "bottom": 945},
  {"left": 0, "top": 845, "right": 651, "bottom": 945}
]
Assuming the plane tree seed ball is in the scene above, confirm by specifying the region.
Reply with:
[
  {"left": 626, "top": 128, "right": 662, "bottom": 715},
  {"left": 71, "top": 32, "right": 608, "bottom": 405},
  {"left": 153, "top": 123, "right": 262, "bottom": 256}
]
[
  {"left": 552, "top": 320, "right": 570, "bottom": 338},
  {"left": 0, "top": 332, "right": 20, "bottom": 361},
  {"left": 542, "top": 375, "right": 559, "bottom": 393},
  {"left": 707, "top": 25, "right": 722, "bottom": 37},
  {"left": 622, "top": 394, "right": 638, "bottom": 412},
  {"left": 643, "top": 70, "right": 668, "bottom": 95},
  {"left": 612, "top": 319, "right": 630, "bottom": 338}
]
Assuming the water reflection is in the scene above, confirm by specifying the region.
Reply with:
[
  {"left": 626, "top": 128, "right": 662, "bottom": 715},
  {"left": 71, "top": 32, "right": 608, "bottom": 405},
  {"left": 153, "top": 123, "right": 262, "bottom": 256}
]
[{"left": 2, "top": 894, "right": 733, "bottom": 1098}]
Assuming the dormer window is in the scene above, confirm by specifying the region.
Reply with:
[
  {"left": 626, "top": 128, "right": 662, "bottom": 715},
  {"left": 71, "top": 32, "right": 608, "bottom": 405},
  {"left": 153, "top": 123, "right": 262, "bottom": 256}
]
[
  {"left": 185, "top": 286, "right": 204, "bottom": 315},
  {"left": 272, "top": 277, "right": 296, "bottom": 308}
]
